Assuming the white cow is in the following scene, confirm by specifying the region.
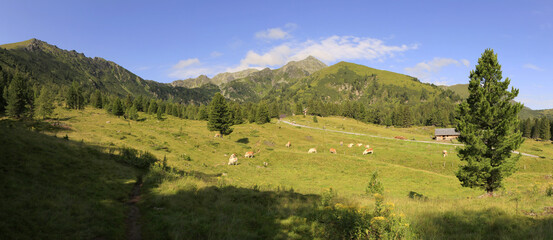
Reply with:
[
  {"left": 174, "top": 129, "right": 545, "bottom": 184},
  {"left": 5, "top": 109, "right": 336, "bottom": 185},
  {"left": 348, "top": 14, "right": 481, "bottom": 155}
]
[
  {"left": 348, "top": 143, "right": 354, "bottom": 148},
  {"left": 365, "top": 144, "right": 370, "bottom": 149},
  {"left": 228, "top": 154, "right": 238, "bottom": 165},
  {"left": 308, "top": 148, "right": 317, "bottom": 153},
  {"left": 443, "top": 150, "right": 448, "bottom": 157}
]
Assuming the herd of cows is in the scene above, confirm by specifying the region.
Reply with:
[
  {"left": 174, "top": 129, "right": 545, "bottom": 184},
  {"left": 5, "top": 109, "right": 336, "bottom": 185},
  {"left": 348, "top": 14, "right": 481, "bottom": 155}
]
[{"left": 226, "top": 139, "right": 375, "bottom": 165}]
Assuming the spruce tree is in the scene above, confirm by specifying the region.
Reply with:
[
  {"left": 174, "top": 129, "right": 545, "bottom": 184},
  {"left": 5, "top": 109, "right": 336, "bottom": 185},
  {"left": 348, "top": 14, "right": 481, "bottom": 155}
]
[
  {"left": 66, "top": 81, "right": 85, "bottom": 110},
  {"left": 92, "top": 90, "right": 103, "bottom": 109},
  {"left": 255, "top": 102, "right": 270, "bottom": 124},
  {"left": 35, "top": 86, "right": 55, "bottom": 119},
  {"left": 6, "top": 73, "right": 33, "bottom": 118},
  {"left": 540, "top": 117, "right": 551, "bottom": 141},
  {"left": 111, "top": 98, "right": 124, "bottom": 116},
  {"left": 455, "top": 49, "right": 523, "bottom": 194},
  {"left": 523, "top": 118, "right": 532, "bottom": 138},
  {"left": 207, "top": 93, "right": 233, "bottom": 137},
  {"left": 156, "top": 106, "right": 163, "bottom": 120}
]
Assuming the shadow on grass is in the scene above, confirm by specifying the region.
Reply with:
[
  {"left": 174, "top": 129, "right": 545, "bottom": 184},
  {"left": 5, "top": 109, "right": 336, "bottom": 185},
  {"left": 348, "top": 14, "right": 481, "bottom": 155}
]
[
  {"left": 416, "top": 208, "right": 553, "bottom": 239},
  {"left": 0, "top": 119, "right": 149, "bottom": 239},
  {"left": 140, "top": 181, "right": 321, "bottom": 240},
  {"left": 236, "top": 137, "right": 250, "bottom": 144}
]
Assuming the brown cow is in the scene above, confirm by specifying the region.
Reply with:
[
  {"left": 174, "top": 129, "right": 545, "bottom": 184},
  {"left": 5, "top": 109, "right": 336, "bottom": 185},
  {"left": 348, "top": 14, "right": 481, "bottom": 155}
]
[
  {"left": 214, "top": 133, "right": 221, "bottom": 138},
  {"left": 330, "top": 148, "right": 337, "bottom": 154},
  {"left": 394, "top": 136, "right": 406, "bottom": 140},
  {"left": 245, "top": 151, "right": 254, "bottom": 158},
  {"left": 286, "top": 141, "right": 291, "bottom": 148},
  {"left": 363, "top": 148, "right": 374, "bottom": 155}
]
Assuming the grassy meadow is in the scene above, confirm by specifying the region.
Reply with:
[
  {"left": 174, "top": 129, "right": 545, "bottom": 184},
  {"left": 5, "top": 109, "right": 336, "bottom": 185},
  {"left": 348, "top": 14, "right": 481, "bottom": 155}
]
[{"left": 2, "top": 107, "right": 553, "bottom": 239}]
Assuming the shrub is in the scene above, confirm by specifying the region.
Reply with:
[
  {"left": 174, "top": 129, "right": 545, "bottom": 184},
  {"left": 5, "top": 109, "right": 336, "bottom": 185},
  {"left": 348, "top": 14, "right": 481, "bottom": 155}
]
[
  {"left": 546, "top": 185, "right": 553, "bottom": 197},
  {"left": 117, "top": 147, "right": 157, "bottom": 169},
  {"left": 366, "top": 171, "right": 384, "bottom": 195}
]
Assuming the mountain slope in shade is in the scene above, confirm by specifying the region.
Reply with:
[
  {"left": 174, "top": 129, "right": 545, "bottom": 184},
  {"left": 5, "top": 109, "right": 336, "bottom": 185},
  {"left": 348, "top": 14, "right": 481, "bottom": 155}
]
[{"left": 0, "top": 39, "right": 218, "bottom": 103}]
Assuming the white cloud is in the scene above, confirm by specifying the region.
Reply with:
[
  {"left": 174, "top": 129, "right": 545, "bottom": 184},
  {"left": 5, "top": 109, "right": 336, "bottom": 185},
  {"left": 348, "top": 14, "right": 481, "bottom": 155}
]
[
  {"left": 210, "top": 51, "right": 223, "bottom": 58},
  {"left": 169, "top": 58, "right": 223, "bottom": 79},
  {"left": 404, "top": 57, "right": 469, "bottom": 84},
  {"left": 228, "top": 35, "right": 416, "bottom": 71},
  {"left": 254, "top": 23, "right": 297, "bottom": 41},
  {"left": 255, "top": 28, "right": 290, "bottom": 40},
  {"left": 523, "top": 63, "right": 543, "bottom": 71},
  {"left": 172, "top": 58, "right": 200, "bottom": 69}
]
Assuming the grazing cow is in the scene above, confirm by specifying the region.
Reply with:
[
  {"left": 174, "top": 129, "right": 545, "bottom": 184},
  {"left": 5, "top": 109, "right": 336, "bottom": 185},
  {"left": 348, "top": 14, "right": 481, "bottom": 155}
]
[
  {"left": 340, "top": 141, "right": 343, "bottom": 146},
  {"left": 394, "top": 136, "right": 406, "bottom": 140},
  {"left": 363, "top": 148, "right": 374, "bottom": 155},
  {"left": 330, "top": 148, "right": 337, "bottom": 154},
  {"left": 245, "top": 151, "right": 254, "bottom": 158},
  {"left": 442, "top": 150, "right": 448, "bottom": 157},
  {"left": 214, "top": 133, "right": 221, "bottom": 138},
  {"left": 286, "top": 141, "right": 291, "bottom": 148},
  {"left": 263, "top": 162, "right": 268, "bottom": 167},
  {"left": 365, "top": 144, "right": 370, "bottom": 149},
  {"left": 308, "top": 148, "right": 317, "bottom": 153},
  {"left": 357, "top": 143, "right": 363, "bottom": 147},
  {"left": 348, "top": 143, "right": 354, "bottom": 148},
  {"left": 228, "top": 154, "right": 238, "bottom": 165}
]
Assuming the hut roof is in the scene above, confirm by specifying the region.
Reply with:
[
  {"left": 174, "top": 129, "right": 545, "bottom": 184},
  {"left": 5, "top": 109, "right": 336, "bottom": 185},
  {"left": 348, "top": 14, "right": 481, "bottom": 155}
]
[{"left": 435, "top": 128, "right": 460, "bottom": 136}]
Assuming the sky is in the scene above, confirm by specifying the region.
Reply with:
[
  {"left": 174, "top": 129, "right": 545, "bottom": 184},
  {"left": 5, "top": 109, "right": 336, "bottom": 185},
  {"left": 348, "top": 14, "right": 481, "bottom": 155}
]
[{"left": 1, "top": 0, "right": 552, "bottom": 109}]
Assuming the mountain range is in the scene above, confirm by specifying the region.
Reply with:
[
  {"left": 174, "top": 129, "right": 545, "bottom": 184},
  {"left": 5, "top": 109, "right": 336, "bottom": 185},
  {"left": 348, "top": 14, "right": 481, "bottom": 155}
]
[{"left": 1, "top": 38, "right": 551, "bottom": 119}]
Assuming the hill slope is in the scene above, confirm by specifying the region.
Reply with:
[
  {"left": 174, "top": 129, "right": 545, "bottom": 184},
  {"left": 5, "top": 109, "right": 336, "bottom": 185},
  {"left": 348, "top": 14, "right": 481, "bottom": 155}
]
[
  {"left": 444, "top": 83, "right": 553, "bottom": 119},
  {"left": 0, "top": 39, "right": 218, "bottom": 103}
]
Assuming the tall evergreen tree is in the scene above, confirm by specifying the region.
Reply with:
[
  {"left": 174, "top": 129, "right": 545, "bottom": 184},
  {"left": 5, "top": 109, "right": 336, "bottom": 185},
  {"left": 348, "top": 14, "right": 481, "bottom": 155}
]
[
  {"left": 92, "top": 90, "right": 103, "bottom": 109},
  {"left": 523, "top": 118, "right": 532, "bottom": 138},
  {"left": 35, "top": 86, "right": 55, "bottom": 119},
  {"left": 539, "top": 117, "right": 551, "bottom": 141},
  {"left": 455, "top": 49, "right": 524, "bottom": 194},
  {"left": 111, "top": 98, "right": 124, "bottom": 116},
  {"left": 5, "top": 73, "right": 33, "bottom": 118},
  {"left": 255, "top": 102, "right": 270, "bottom": 124},
  {"left": 66, "top": 81, "right": 85, "bottom": 110},
  {"left": 207, "top": 93, "right": 233, "bottom": 137},
  {"left": 531, "top": 118, "right": 540, "bottom": 139}
]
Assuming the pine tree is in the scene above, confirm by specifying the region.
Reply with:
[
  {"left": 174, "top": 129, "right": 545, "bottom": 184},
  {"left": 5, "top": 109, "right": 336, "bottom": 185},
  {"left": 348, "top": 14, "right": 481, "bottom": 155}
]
[
  {"left": 207, "top": 93, "right": 233, "bottom": 137},
  {"left": 523, "top": 118, "right": 532, "bottom": 138},
  {"left": 455, "top": 49, "right": 523, "bottom": 194},
  {"left": 35, "top": 86, "right": 55, "bottom": 119},
  {"left": 255, "top": 102, "right": 270, "bottom": 124},
  {"left": 111, "top": 98, "right": 124, "bottom": 116},
  {"left": 129, "top": 105, "right": 139, "bottom": 120},
  {"left": 147, "top": 99, "right": 157, "bottom": 115},
  {"left": 539, "top": 117, "right": 551, "bottom": 141},
  {"left": 66, "top": 81, "right": 85, "bottom": 110},
  {"left": 531, "top": 118, "right": 540, "bottom": 139},
  {"left": 197, "top": 105, "right": 208, "bottom": 120},
  {"left": 156, "top": 106, "right": 163, "bottom": 120},
  {"left": 6, "top": 73, "right": 33, "bottom": 118},
  {"left": 92, "top": 90, "right": 103, "bottom": 109}
]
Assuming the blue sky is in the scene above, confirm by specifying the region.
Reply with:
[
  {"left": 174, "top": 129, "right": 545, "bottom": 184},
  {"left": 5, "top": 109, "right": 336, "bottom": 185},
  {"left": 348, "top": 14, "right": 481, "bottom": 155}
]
[{"left": 1, "top": 0, "right": 552, "bottom": 109}]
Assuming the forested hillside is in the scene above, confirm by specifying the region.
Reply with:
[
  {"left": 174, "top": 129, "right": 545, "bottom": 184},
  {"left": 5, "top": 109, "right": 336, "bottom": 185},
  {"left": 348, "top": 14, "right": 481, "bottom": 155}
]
[{"left": 0, "top": 39, "right": 218, "bottom": 104}]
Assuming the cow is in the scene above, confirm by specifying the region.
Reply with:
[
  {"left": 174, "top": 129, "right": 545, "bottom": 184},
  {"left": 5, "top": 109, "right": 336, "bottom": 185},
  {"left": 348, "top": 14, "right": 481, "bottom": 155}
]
[
  {"left": 443, "top": 150, "right": 448, "bottom": 157},
  {"left": 365, "top": 144, "right": 370, "bottom": 149},
  {"left": 228, "top": 154, "right": 238, "bottom": 165},
  {"left": 348, "top": 143, "right": 354, "bottom": 148},
  {"left": 245, "top": 151, "right": 254, "bottom": 158},
  {"left": 357, "top": 143, "right": 363, "bottom": 147},
  {"left": 330, "top": 148, "right": 337, "bottom": 154},
  {"left": 286, "top": 141, "right": 291, "bottom": 148},
  {"left": 308, "top": 148, "right": 317, "bottom": 153},
  {"left": 363, "top": 148, "right": 374, "bottom": 155},
  {"left": 214, "top": 133, "right": 221, "bottom": 138},
  {"left": 340, "top": 141, "right": 343, "bottom": 146},
  {"left": 394, "top": 136, "right": 406, "bottom": 140}
]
